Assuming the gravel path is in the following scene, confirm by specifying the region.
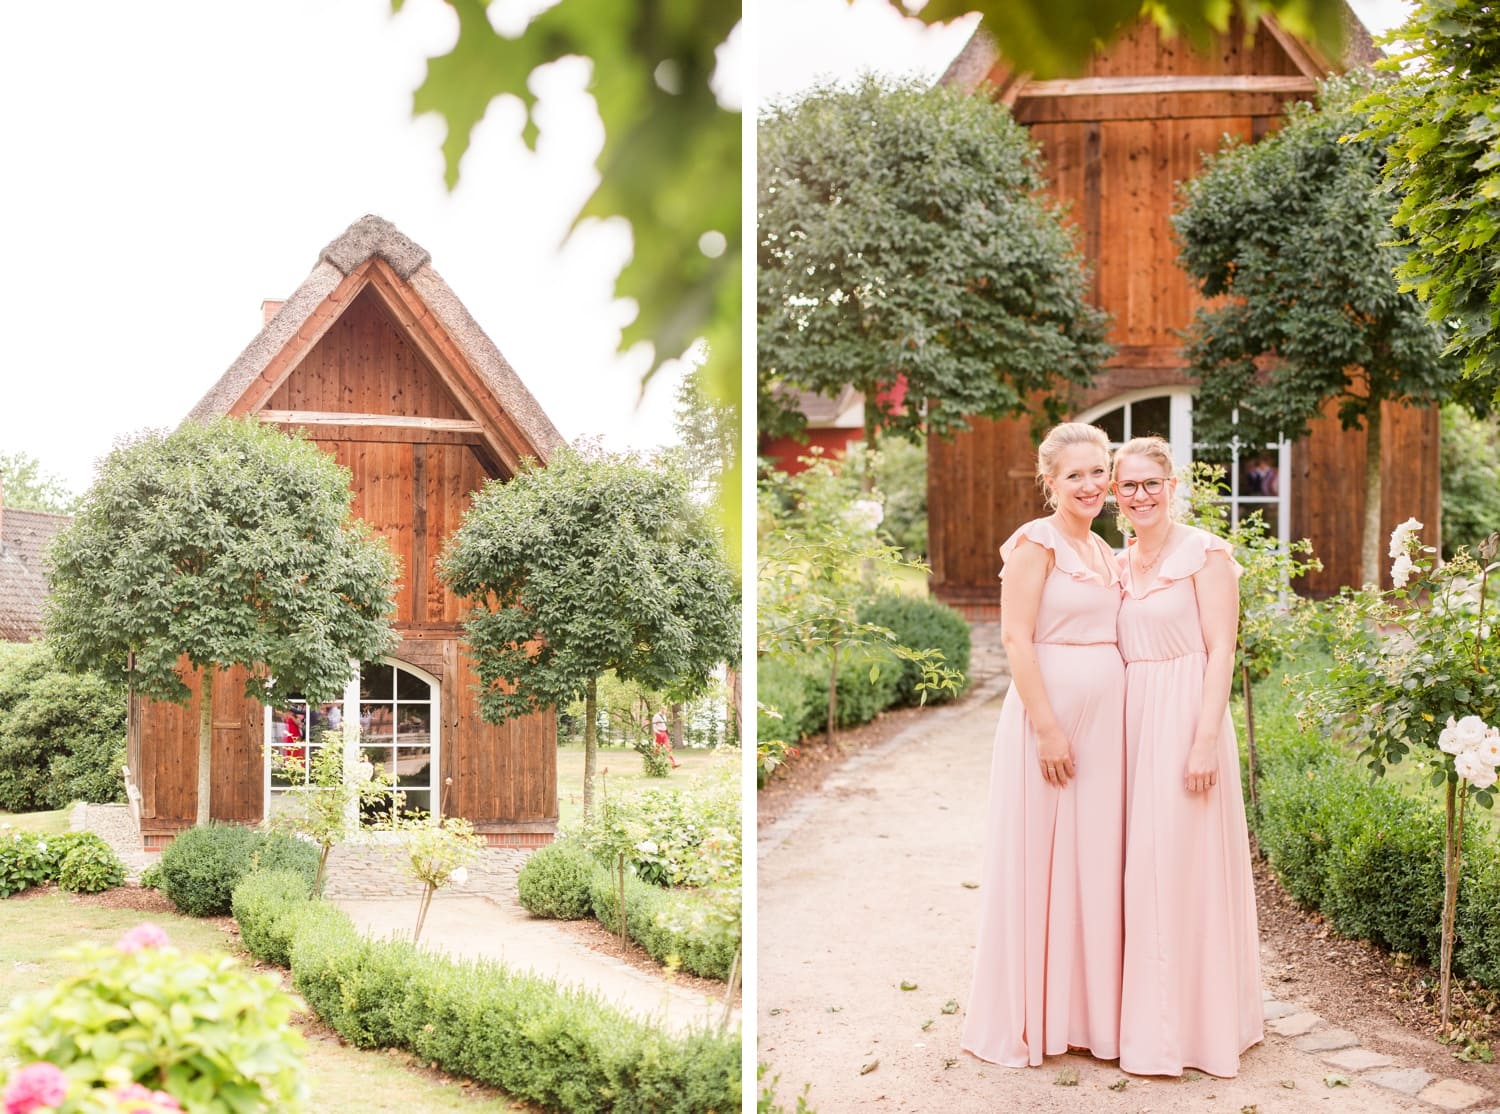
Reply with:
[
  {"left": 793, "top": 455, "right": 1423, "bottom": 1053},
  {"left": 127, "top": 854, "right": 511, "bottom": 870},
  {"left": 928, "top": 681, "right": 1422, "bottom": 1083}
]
[{"left": 758, "top": 656, "right": 1499, "bottom": 1113}]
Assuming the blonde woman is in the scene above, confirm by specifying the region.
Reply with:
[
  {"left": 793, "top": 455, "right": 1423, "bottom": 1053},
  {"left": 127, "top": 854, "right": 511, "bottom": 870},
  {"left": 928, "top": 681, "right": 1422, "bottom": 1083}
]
[
  {"left": 962, "top": 423, "right": 1125, "bottom": 1068},
  {"left": 1111, "top": 436, "right": 1262, "bottom": 1078}
]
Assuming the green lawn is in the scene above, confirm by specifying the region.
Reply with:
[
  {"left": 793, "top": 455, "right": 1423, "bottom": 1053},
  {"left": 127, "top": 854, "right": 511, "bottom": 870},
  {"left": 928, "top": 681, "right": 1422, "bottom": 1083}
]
[
  {"left": 0, "top": 808, "right": 72, "bottom": 835},
  {"left": 555, "top": 744, "right": 733, "bottom": 829},
  {"left": 0, "top": 892, "right": 534, "bottom": 1112}
]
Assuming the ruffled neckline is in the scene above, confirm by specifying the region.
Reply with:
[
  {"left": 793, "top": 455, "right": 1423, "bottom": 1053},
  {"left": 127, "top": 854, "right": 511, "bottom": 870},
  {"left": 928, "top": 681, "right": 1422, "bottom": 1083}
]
[
  {"left": 1122, "top": 526, "right": 1240, "bottom": 598},
  {"left": 1000, "top": 517, "right": 1121, "bottom": 587}
]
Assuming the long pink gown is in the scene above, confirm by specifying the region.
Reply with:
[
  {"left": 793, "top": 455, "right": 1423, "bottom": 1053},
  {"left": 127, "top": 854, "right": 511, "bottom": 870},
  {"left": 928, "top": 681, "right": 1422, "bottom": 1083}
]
[
  {"left": 962, "top": 518, "right": 1126, "bottom": 1067},
  {"left": 1117, "top": 526, "right": 1263, "bottom": 1078}
]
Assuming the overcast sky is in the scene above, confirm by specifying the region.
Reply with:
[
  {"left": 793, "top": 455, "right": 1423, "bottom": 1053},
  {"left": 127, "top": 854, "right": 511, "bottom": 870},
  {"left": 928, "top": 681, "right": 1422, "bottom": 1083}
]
[{"left": 1, "top": 0, "right": 739, "bottom": 496}]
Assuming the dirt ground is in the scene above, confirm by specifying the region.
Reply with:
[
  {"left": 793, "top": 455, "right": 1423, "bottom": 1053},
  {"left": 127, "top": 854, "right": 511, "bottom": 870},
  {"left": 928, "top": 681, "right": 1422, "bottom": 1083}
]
[{"left": 758, "top": 665, "right": 1500, "bottom": 1113}]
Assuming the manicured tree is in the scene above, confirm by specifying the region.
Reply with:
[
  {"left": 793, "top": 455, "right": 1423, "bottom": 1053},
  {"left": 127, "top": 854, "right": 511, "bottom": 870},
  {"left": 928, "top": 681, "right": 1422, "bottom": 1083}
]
[
  {"left": 1173, "top": 75, "right": 1462, "bottom": 586},
  {"left": 1362, "top": 0, "right": 1500, "bottom": 411},
  {"left": 439, "top": 445, "right": 739, "bottom": 821},
  {"left": 758, "top": 77, "right": 1112, "bottom": 461},
  {"left": 45, "top": 417, "right": 399, "bottom": 826}
]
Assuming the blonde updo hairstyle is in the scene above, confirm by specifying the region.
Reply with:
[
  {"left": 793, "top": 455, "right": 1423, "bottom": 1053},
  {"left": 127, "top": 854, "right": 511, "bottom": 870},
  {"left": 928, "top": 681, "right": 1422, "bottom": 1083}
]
[
  {"left": 1111, "top": 435, "right": 1179, "bottom": 520},
  {"left": 1036, "top": 422, "right": 1111, "bottom": 510}
]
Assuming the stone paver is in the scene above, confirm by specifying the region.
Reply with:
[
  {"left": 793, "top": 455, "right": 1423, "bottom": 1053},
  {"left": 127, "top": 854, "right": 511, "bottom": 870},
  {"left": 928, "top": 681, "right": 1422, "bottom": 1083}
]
[
  {"left": 1293, "top": 1029, "right": 1359, "bottom": 1052},
  {"left": 322, "top": 842, "right": 531, "bottom": 903},
  {"left": 1323, "top": 1047, "right": 1396, "bottom": 1072},
  {"left": 1366, "top": 1067, "right": 1439, "bottom": 1095},
  {"left": 1264, "top": 999, "right": 1302, "bottom": 1020},
  {"left": 1267, "top": 1011, "right": 1325, "bottom": 1037},
  {"left": 1418, "top": 1079, "right": 1493, "bottom": 1112}
]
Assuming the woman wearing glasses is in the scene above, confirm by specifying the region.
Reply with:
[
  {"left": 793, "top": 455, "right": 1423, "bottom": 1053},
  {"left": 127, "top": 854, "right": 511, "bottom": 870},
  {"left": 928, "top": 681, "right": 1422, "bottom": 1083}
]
[
  {"left": 1111, "top": 436, "right": 1262, "bottom": 1078},
  {"left": 962, "top": 423, "right": 1126, "bottom": 1068}
]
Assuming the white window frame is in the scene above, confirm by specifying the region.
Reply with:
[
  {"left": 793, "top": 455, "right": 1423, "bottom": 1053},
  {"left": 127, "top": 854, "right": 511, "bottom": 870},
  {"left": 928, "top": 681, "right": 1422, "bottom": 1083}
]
[{"left": 263, "top": 658, "right": 442, "bottom": 830}]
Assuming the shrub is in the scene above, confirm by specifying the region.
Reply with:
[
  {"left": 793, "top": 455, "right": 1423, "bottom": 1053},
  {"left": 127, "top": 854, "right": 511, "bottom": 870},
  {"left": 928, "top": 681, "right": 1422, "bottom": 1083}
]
[
  {"left": 828, "top": 647, "right": 902, "bottom": 728},
  {"left": 857, "top": 592, "right": 972, "bottom": 706},
  {"left": 0, "top": 642, "right": 126, "bottom": 812},
  {"left": 0, "top": 925, "right": 308, "bottom": 1110},
  {"left": 233, "top": 874, "right": 740, "bottom": 1111},
  {"left": 757, "top": 654, "right": 822, "bottom": 746},
  {"left": 582, "top": 763, "right": 741, "bottom": 889},
  {"left": 589, "top": 868, "right": 738, "bottom": 981},
  {"left": 0, "top": 831, "right": 54, "bottom": 897},
  {"left": 139, "top": 861, "right": 163, "bottom": 890},
  {"left": 1457, "top": 845, "right": 1500, "bottom": 988},
  {"left": 517, "top": 839, "right": 600, "bottom": 920},
  {"left": 231, "top": 868, "right": 318, "bottom": 968},
  {"left": 159, "top": 824, "right": 317, "bottom": 917},
  {"left": 56, "top": 833, "right": 126, "bottom": 894}
]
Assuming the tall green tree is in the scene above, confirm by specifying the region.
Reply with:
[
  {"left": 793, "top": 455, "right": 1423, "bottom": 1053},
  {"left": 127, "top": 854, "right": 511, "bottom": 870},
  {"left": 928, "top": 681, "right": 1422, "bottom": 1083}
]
[
  {"left": 1361, "top": 0, "right": 1500, "bottom": 410},
  {"left": 1173, "top": 76, "right": 1462, "bottom": 587},
  {"left": 905, "top": 0, "right": 1348, "bottom": 80},
  {"left": 0, "top": 452, "right": 78, "bottom": 515},
  {"left": 758, "top": 78, "right": 1111, "bottom": 455},
  {"left": 45, "top": 418, "right": 399, "bottom": 826},
  {"left": 439, "top": 445, "right": 739, "bottom": 821},
  {"left": 400, "top": 0, "right": 741, "bottom": 558},
  {"left": 673, "top": 361, "right": 737, "bottom": 501}
]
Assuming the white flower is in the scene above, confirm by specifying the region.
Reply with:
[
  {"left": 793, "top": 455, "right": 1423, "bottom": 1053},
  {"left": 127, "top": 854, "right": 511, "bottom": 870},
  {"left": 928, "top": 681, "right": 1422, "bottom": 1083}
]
[
  {"left": 355, "top": 760, "right": 375, "bottom": 783},
  {"left": 1391, "top": 553, "right": 1415, "bottom": 590},
  {"left": 1476, "top": 729, "right": 1500, "bottom": 767},
  {"left": 1451, "top": 715, "right": 1490, "bottom": 753},
  {"left": 1456, "top": 750, "right": 1498, "bottom": 789},
  {"left": 635, "top": 839, "right": 659, "bottom": 855},
  {"left": 448, "top": 866, "right": 469, "bottom": 886},
  {"left": 1389, "top": 517, "right": 1424, "bottom": 558},
  {"left": 843, "top": 499, "right": 884, "bottom": 533}
]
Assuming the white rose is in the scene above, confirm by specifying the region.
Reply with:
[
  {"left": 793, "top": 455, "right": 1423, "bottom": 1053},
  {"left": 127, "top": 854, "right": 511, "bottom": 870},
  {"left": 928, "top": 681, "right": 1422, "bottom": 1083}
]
[
  {"left": 635, "top": 839, "right": 659, "bottom": 855},
  {"left": 1456, "top": 750, "right": 1498, "bottom": 788},
  {"left": 1452, "top": 715, "right": 1490, "bottom": 752},
  {"left": 356, "top": 761, "right": 375, "bottom": 783},
  {"left": 843, "top": 499, "right": 884, "bottom": 533},
  {"left": 1476, "top": 729, "right": 1500, "bottom": 767},
  {"left": 449, "top": 866, "right": 469, "bottom": 886},
  {"left": 1391, "top": 553, "right": 1414, "bottom": 590}
]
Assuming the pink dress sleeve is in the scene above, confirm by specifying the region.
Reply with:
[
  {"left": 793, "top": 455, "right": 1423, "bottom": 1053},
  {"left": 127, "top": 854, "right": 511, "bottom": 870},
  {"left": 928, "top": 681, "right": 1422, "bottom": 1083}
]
[
  {"left": 999, "top": 518, "right": 1117, "bottom": 584},
  {"left": 1132, "top": 526, "right": 1242, "bottom": 595}
]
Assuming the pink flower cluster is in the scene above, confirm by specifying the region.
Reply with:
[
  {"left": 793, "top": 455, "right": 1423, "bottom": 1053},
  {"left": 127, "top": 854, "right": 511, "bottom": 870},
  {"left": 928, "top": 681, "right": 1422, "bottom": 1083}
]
[
  {"left": 115, "top": 923, "right": 170, "bottom": 954},
  {"left": 1439, "top": 715, "right": 1500, "bottom": 790},
  {"left": 3, "top": 1063, "right": 65, "bottom": 1114},
  {"left": 2, "top": 1064, "right": 183, "bottom": 1114}
]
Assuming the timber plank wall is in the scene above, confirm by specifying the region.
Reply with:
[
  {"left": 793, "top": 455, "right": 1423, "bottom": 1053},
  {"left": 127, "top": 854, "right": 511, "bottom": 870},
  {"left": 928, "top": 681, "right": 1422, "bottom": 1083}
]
[
  {"left": 133, "top": 287, "right": 556, "bottom": 848},
  {"left": 929, "top": 18, "right": 1438, "bottom": 609}
]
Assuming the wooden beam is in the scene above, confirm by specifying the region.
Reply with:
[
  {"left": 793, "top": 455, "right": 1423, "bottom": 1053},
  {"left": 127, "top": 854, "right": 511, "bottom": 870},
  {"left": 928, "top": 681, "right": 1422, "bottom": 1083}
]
[
  {"left": 1263, "top": 16, "right": 1335, "bottom": 80},
  {"left": 258, "top": 411, "right": 485, "bottom": 433},
  {"left": 1018, "top": 75, "right": 1317, "bottom": 97}
]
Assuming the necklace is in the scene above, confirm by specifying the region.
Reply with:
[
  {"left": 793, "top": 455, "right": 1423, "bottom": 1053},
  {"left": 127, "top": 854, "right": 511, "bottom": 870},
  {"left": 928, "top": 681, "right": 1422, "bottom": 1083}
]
[{"left": 1133, "top": 528, "right": 1173, "bottom": 572}]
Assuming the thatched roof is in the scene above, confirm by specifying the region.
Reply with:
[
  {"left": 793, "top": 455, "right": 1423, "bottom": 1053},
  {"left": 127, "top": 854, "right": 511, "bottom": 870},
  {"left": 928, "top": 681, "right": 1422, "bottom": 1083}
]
[
  {"left": 187, "top": 215, "right": 563, "bottom": 464},
  {"left": 0, "top": 507, "right": 70, "bottom": 642}
]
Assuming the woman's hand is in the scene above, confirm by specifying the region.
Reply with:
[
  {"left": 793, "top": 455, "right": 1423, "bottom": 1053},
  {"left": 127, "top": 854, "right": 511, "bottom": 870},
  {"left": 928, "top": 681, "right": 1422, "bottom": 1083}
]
[
  {"left": 1038, "top": 727, "right": 1076, "bottom": 787},
  {"left": 1184, "top": 737, "right": 1219, "bottom": 793}
]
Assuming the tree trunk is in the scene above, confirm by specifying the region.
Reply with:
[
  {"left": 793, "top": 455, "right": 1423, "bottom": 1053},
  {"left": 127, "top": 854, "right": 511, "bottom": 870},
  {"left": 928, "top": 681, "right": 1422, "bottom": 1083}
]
[
  {"left": 583, "top": 676, "right": 599, "bottom": 822},
  {"left": 727, "top": 666, "right": 741, "bottom": 746},
  {"left": 826, "top": 642, "right": 839, "bottom": 746},
  {"left": 195, "top": 663, "right": 214, "bottom": 826},
  {"left": 670, "top": 702, "right": 685, "bottom": 748},
  {"left": 1362, "top": 403, "right": 1383, "bottom": 588},
  {"left": 1440, "top": 778, "right": 1467, "bottom": 1032}
]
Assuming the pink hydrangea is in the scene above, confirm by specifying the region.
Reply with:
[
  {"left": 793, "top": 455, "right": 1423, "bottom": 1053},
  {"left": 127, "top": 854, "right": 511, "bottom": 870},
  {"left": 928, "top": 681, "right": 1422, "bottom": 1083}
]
[
  {"left": 112, "top": 1084, "right": 183, "bottom": 1112},
  {"left": 3, "top": 1062, "right": 67, "bottom": 1114},
  {"left": 116, "top": 923, "right": 170, "bottom": 953}
]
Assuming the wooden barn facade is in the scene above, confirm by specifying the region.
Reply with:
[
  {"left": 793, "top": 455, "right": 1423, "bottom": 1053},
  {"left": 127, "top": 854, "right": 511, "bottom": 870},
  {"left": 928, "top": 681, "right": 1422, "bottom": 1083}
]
[
  {"left": 127, "top": 216, "right": 565, "bottom": 850},
  {"left": 928, "top": 15, "right": 1440, "bottom": 613}
]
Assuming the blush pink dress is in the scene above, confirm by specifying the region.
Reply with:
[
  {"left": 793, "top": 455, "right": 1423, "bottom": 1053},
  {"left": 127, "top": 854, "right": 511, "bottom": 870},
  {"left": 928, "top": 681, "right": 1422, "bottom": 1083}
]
[
  {"left": 962, "top": 517, "right": 1126, "bottom": 1067},
  {"left": 1117, "top": 526, "right": 1263, "bottom": 1078}
]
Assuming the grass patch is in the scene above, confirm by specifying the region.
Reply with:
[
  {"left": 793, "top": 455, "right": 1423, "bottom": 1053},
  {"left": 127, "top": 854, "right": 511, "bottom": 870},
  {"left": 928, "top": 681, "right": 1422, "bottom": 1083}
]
[
  {"left": 555, "top": 745, "right": 728, "bottom": 830},
  {"left": 0, "top": 808, "right": 73, "bottom": 835},
  {"left": 0, "top": 891, "right": 529, "bottom": 1112}
]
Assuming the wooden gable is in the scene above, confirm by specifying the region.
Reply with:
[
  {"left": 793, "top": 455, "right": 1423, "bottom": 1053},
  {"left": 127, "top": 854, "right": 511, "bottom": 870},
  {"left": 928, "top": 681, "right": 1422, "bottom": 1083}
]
[{"left": 927, "top": 14, "right": 1433, "bottom": 606}]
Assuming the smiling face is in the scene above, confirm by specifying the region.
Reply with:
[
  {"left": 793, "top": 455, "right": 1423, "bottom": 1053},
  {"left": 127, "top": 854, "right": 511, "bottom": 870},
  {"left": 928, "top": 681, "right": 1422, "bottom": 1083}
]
[
  {"left": 1045, "top": 443, "right": 1110, "bottom": 522},
  {"left": 1112, "top": 451, "right": 1176, "bottom": 533}
]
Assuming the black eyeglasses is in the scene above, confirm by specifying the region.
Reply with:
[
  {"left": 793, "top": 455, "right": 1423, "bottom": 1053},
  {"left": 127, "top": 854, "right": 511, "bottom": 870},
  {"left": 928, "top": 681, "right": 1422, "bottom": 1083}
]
[{"left": 1114, "top": 478, "right": 1168, "bottom": 497}]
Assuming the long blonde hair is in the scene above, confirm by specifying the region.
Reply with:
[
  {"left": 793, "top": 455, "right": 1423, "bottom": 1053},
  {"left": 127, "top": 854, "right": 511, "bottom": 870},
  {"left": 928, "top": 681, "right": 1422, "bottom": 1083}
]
[{"left": 1036, "top": 423, "right": 1110, "bottom": 509}]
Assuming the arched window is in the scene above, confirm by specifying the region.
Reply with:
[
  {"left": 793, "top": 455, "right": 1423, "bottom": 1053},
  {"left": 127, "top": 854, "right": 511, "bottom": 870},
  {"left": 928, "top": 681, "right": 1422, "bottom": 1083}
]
[
  {"left": 266, "top": 659, "right": 440, "bottom": 826},
  {"left": 1075, "top": 389, "right": 1290, "bottom": 547}
]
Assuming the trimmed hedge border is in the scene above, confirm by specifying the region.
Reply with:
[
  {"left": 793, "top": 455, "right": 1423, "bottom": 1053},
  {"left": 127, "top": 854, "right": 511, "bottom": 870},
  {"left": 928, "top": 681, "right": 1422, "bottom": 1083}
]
[
  {"left": 1249, "top": 655, "right": 1500, "bottom": 985},
  {"left": 232, "top": 871, "right": 739, "bottom": 1113},
  {"left": 517, "top": 840, "right": 738, "bottom": 981}
]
